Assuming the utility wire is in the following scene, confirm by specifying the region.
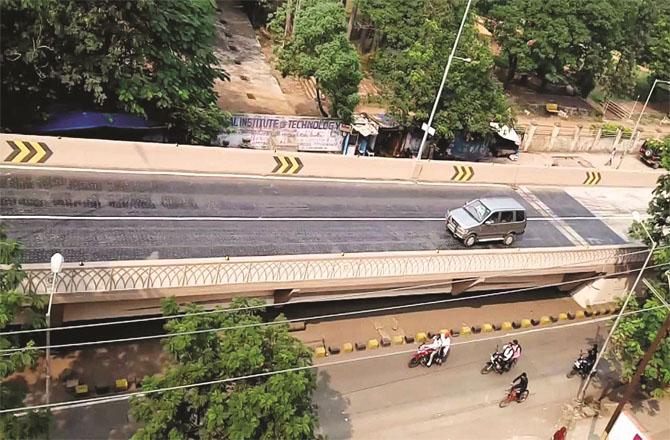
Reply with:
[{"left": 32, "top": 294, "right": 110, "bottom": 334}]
[
  {"left": 1, "top": 244, "right": 661, "bottom": 337},
  {"left": 1, "top": 305, "right": 665, "bottom": 416},
  {"left": 1, "top": 261, "right": 667, "bottom": 355}
]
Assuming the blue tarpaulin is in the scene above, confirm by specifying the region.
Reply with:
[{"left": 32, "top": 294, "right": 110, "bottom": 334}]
[{"left": 32, "top": 111, "right": 163, "bottom": 133}]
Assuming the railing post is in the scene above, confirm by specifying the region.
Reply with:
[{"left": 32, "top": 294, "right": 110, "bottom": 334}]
[
  {"left": 107, "top": 268, "right": 115, "bottom": 291},
  {"left": 302, "top": 261, "right": 311, "bottom": 281},
  {"left": 181, "top": 265, "right": 188, "bottom": 287}
]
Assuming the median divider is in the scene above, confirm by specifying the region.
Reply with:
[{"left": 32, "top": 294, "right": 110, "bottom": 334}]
[{"left": 311, "top": 305, "right": 616, "bottom": 358}]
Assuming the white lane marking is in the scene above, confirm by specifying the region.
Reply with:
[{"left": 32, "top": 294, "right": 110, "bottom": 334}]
[
  {"left": 516, "top": 186, "right": 590, "bottom": 247},
  {"left": 0, "top": 164, "right": 510, "bottom": 188},
  {"left": 0, "top": 214, "right": 642, "bottom": 222}
]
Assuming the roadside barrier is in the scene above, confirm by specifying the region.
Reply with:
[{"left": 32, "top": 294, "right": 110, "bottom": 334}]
[
  {"left": 1, "top": 133, "right": 662, "bottom": 188},
  {"left": 313, "top": 306, "right": 618, "bottom": 359}
]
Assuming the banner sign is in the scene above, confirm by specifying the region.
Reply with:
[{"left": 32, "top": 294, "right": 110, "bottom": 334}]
[{"left": 217, "top": 114, "right": 343, "bottom": 152}]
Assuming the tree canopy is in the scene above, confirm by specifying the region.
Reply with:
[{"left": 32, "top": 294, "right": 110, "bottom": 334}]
[
  {"left": 610, "top": 136, "right": 670, "bottom": 398},
  {"left": 357, "top": 0, "right": 512, "bottom": 138},
  {"left": 130, "top": 298, "right": 317, "bottom": 440},
  {"left": 0, "top": 232, "right": 49, "bottom": 439},
  {"left": 1, "top": 0, "right": 229, "bottom": 144},
  {"left": 489, "top": 0, "right": 670, "bottom": 96},
  {"left": 271, "top": 0, "right": 362, "bottom": 123}
]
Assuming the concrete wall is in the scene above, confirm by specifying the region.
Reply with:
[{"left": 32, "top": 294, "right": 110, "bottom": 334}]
[
  {"left": 570, "top": 275, "right": 636, "bottom": 307},
  {"left": 520, "top": 123, "right": 670, "bottom": 154},
  {"left": 1, "top": 133, "right": 664, "bottom": 188}
]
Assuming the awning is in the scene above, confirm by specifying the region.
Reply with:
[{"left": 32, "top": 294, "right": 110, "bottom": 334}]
[
  {"left": 490, "top": 122, "right": 521, "bottom": 144},
  {"left": 351, "top": 115, "right": 379, "bottom": 137}
]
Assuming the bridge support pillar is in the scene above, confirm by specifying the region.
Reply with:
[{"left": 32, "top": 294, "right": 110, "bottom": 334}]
[{"left": 570, "top": 275, "right": 637, "bottom": 308}]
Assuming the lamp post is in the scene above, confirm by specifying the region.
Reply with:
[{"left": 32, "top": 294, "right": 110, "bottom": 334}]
[
  {"left": 628, "top": 79, "right": 670, "bottom": 153},
  {"left": 45, "top": 253, "right": 64, "bottom": 405},
  {"left": 415, "top": 0, "right": 474, "bottom": 160},
  {"left": 578, "top": 211, "right": 657, "bottom": 400}
]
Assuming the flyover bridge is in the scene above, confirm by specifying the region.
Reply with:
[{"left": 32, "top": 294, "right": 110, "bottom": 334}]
[{"left": 19, "top": 245, "right": 646, "bottom": 322}]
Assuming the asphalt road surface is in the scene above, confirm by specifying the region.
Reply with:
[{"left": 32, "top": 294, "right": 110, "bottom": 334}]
[
  {"left": 314, "top": 320, "right": 609, "bottom": 439},
  {"left": 0, "top": 169, "right": 626, "bottom": 263}
]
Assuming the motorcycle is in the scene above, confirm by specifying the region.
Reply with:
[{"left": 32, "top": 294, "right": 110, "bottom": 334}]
[
  {"left": 499, "top": 387, "right": 529, "bottom": 408},
  {"left": 480, "top": 346, "right": 515, "bottom": 374},
  {"left": 567, "top": 350, "right": 595, "bottom": 379},
  {"left": 408, "top": 343, "right": 448, "bottom": 368}
]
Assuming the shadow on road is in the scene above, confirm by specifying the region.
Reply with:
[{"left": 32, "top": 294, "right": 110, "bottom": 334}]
[{"left": 314, "top": 370, "right": 352, "bottom": 440}]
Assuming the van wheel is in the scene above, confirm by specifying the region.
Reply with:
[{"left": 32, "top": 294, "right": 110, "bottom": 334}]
[
  {"left": 503, "top": 233, "right": 515, "bottom": 246},
  {"left": 464, "top": 235, "right": 477, "bottom": 247}
]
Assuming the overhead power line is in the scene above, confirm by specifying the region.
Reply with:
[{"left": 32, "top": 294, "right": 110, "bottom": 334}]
[
  {"left": 1, "top": 261, "right": 667, "bottom": 355},
  {"left": 1, "top": 245, "right": 662, "bottom": 338},
  {"left": 1, "top": 305, "right": 665, "bottom": 416}
]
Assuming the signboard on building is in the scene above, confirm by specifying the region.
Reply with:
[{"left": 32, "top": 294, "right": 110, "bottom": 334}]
[{"left": 217, "top": 114, "right": 343, "bottom": 153}]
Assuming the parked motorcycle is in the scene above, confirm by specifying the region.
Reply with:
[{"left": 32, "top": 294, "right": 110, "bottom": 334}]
[
  {"left": 480, "top": 346, "right": 515, "bottom": 374},
  {"left": 499, "top": 387, "right": 529, "bottom": 407},
  {"left": 408, "top": 343, "right": 448, "bottom": 368},
  {"left": 567, "top": 350, "right": 596, "bottom": 379}
]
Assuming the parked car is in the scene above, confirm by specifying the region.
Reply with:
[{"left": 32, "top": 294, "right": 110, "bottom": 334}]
[
  {"left": 639, "top": 138, "right": 668, "bottom": 169},
  {"left": 446, "top": 197, "right": 527, "bottom": 247}
]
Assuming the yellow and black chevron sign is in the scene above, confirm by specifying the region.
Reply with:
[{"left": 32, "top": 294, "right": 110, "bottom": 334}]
[
  {"left": 5, "top": 140, "right": 53, "bottom": 164},
  {"left": 272, "top": 155, "right": 303, "bottom": 175},
  {"left": 451, "top": 164, "right": 474, "bottom": 182},
  {"left": 583, "top": 170, "right": 602, "bottom": 185}
]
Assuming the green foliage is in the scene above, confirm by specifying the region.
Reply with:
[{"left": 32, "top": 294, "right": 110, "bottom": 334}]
[
  {"left": 271, "top": 0, "right": 362, "bottom": 123},
  {"left": 614, "top": 144, "right": 670, "bottom": 397},
  {"left": 600, "top": 122, "right": 632, "bottom": 138},
  {"left": 358, "top": 0, "right": 512, "bottom": 138},
  {"left": 130, "top": 297, "right": 317, "bottom": 440},
  {"left": 648, "top": 17, "right": 670, "bottom": 81},
  {"left": 491, "top": 0, "right": 625, "bottom": 96},
  {"left": 0, "top": 231, "right": 49, "bottom": 439},
  {"left": 1, "top": 0, "right": 230, "bottom": 144}
]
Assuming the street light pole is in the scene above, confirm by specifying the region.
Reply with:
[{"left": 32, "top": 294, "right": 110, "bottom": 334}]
[
  {"left": 415, "top": 0, "right": 473, "bottom": 160},
  {"left": 45, "top": 253, "right": 64, "bottom": 405},
  {"left": 578, "top": 212, "right": 656, "bottom": 401},
  {"left": 629, "top": 79, "right": 670, "bottom": 153}
]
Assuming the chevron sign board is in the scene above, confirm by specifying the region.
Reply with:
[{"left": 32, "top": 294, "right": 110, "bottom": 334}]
[
  {"left": 272, "top": 155, "right": 304, "bottom": 175},
  {"left": 583, "top": 171, "right": 602, "bottom": 185},
  {"left": 451, "top": 165, "right": 474, "bottom": 182},
  {"left": 5, "top": 140, "right": 53, "bottom": 164}
]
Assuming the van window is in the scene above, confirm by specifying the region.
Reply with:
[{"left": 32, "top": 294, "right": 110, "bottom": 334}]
[
  {"left": 501, "top": 211, "right": 514, "bottom": 223},
  {"left": 486, "top": 212, "right": 501, "bottom": 224},
  {"left": 515, "top": 210, "right": 526, "bottom": 222},
  {"left": 464, "top": 200, "right": 491, "bottom": 222}
]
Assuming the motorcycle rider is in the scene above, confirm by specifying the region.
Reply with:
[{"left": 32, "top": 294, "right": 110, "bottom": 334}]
[
  {"left": 586, "top": 344, "right": 597, "bottom": 364},
  {"left": 500, "top": 339, "right": 522, "bottom": 371},
  {"left": 510, "top": 372, "right": 528, "bottom": 400},
  {"left": 500, "top": 342, "right": 515, "bottom": 371},
  {"left": 425, "top": 331, "right": 450, "bottom": 367}
]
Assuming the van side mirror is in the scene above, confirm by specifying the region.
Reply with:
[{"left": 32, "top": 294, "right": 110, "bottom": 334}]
[{"left": 485, "top": 220, "right": 493, "bottom": 225}]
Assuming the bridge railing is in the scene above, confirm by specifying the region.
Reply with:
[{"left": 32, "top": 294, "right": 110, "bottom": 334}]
[{"left": 18, "top": 245, "right": 647, "bottom": 296}]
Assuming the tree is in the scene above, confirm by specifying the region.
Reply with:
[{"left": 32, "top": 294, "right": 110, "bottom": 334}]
[
  {"left": 358, "top": 0, "right": 512, "bottom": 138},
  {"left": 130, "top": 298, "right": 317, "bottom": 440},
  {"left": 270, "top": 0, "right": 362, "bottom": 123},
  {"left": 1, "top": 0, "right": 229, "bottom": 144},
  {"left": 647, "top": 17, "right": 670, "bottom": 81},
  {"left": 491, "top": 0, "right": 624, "bottom": 96},
  {"left": 0, "top": 231, "right": 49, "bottom": 439},
  {"left": 610, "top": 137, "right": 670, "bottom": 398}
]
